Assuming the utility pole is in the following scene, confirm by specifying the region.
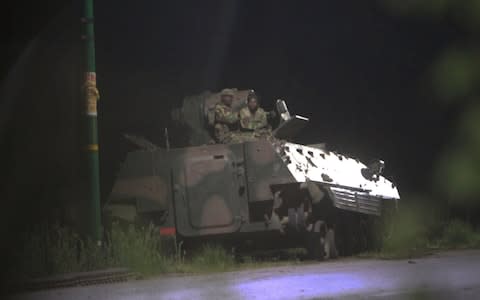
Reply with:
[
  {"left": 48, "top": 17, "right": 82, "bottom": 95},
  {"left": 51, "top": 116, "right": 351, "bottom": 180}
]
[{"left": 82, "top": 0, "right": 101, "bottom": 243}]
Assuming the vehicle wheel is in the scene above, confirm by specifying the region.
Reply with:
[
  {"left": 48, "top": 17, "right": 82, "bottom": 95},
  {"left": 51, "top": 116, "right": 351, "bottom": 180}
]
[
  {"left": 335, "top": 212, "right": 354, "bottom": 256},
  {"left": 306, "top": 220, "right": 325, "bottom": 260},
  {"left": 324, "top": 228, "right": 338, "bottom": 259},
  {"left": 364, "top": 216, "right": 383, "bottom": 251}
]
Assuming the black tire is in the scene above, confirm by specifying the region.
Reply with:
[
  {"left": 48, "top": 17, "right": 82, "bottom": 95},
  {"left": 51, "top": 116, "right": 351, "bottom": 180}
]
[
  {"left": 325, "top": 228, "right": 338, "bottom": 259},
  {"left": 364, "top": 216, "right": 383, "bottom": 251},
  {"left": 306, "top": 232, "right": 324, "bottom": 260},
  {"left": 335, "top": 212, "right": 367, "bottom": 256},
  {"left": 305, "top": 220, "right": 326, "bottom": 260}
]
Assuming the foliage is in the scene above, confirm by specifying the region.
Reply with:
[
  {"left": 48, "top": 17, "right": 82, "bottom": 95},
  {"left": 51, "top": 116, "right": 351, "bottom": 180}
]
[
  {"left": 9, "top": 222, "right": 274, "bottom": 282},
  {"left": 385, "top": 0, "right": 480, "bottom": 214},
  {"left": 439, "top": 219, "right": 480, "bottom": 249},
  {"left": 11, "top": 224, "right": 100, "bottom": 279},
  {"left": 185, "top": 244, "right": 235, "bottom": 273},
  {"left": 382, "top": 0, "right": 480, "bottom": 30},
  {"left": 106, "top": 222, "right": 175, "bottom": 275},
  {"left": 361, "top": 201, "right": 480, "bottom": 259},
  {"left": 373, "top": 203, "right": 431, "bottom": 258},
  {"left": 9, "top": 222, "right": 177, "bottom": 280},
  {"left": 9, "top": 215, "right": 480, "bottom": 282}
]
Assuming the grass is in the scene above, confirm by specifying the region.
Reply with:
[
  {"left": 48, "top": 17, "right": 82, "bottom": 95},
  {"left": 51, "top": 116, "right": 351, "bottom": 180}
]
[
  {"left": 170, "top": 246, "right": 306, "bottom": 274},
  {"left": 8, "top": 220, "right": 312, "bottom": 283},
  {"left": 377, "top": 205, "right": 431, "bottom": 258},
  {"left": 176, "top": 244, "right": 236, "bottom": 273},
  {"left": 9, "top": 210, "right": 480, "bottom": 281},
  {"left": 359, "top": 206, "right": 480, "bottom": 260},
  {"left": 8, "top": 222, "right": 302, "bottom": 282},
  {"left": 438, "top": 219, "right": 480, "bottom": 249},
  {"left": 10, "top": 224, "right": 102, "bottom": 279},
  {"left": 8, "top": 222, "right": 177, "bottom": 280},
  {"left": 106, "top": 223, "right": 176, "bottom": 275}
]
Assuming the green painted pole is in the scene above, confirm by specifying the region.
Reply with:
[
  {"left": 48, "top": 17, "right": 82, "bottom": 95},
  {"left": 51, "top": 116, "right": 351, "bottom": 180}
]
[{"left": 82, "top": 0, "right": 101, "bottom": 243}]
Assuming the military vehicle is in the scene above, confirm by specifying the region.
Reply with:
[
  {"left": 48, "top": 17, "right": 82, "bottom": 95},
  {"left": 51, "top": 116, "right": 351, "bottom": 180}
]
[{"left": 105, "top": 89, "right": 400, "bottom": 259}]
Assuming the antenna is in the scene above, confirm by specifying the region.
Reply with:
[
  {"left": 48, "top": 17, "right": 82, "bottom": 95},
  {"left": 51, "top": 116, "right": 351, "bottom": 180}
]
[{"left": 164, "top": 128, "right": 170, "bottom": 151}]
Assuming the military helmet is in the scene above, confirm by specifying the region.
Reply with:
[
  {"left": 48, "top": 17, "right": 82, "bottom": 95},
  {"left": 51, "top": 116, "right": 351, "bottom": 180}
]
[
  {"left": 247, "top": 90, "right": 259, "bottom": 103},
  {"left": 220, "top": 88, "right": 235, "bottom": 97}
]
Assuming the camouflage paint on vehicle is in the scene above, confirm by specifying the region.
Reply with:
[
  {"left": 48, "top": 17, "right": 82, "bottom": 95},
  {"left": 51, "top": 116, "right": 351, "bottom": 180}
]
[{"left": 105, "top": 89, "right": 400, "bottom": 257}]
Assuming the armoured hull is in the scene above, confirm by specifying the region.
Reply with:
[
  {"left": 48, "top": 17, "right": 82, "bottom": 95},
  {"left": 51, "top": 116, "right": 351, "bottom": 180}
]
[
  {"left": 106, "top": 139, "right": 399, "bottom": 234},
  {"left": 279, "top": 142, "right": 399, "bottom": 216},
  {"left": 105, "top": 88, "right": 401, "bottom": 257}
]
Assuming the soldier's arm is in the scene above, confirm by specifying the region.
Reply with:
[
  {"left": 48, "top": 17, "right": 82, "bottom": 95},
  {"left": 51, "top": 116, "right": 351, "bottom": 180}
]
[
  {"left": 240, "top": 109, "right": 255, "bottom": 131},
  {"left": 224, "top": 112, "right": 239, "bottom": 124},
  {"left": 257, "top": 109, "right": 269, "bottom": 129},
  {"left": 215, "top": 106, "right": 238, "bottom": 124}
]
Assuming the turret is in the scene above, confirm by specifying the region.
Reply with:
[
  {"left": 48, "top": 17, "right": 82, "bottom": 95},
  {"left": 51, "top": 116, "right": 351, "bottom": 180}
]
[{"left": 171, "top": 88, "right": 309, "bottom": 146}]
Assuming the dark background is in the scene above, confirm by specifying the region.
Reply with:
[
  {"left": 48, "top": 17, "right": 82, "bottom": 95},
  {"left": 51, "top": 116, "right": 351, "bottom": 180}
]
[{"left": 1, "top": 0, "right": 463, "bottom": 231}]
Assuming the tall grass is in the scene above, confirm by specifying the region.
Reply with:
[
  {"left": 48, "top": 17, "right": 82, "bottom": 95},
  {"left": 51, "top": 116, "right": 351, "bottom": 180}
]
[
  {"left": 189, "top": 244, "right": 235, "bottom": 272},
  {"left": 378, "top": 204, "right": 431, "bottom": 258},
  {"left": 439, "top": 219, "right": 480, "bottom": 249},
  {"left": 9, "top": 222, "right": 177, "bottom": 280},
  {"left": 8, "top": 222, "right": 243, "bottom": 281},
  {"left": 363, "top": 202, "right": 480, "bottom": 259},
  {"left": 10, "top": 211, "right": 480, "bottom": 280},
  {"left": 11, "top": 224, "right": 100, "bottom": 279},
  {"left": 104, "top": 222, "right": 173, "bottom": 275}
]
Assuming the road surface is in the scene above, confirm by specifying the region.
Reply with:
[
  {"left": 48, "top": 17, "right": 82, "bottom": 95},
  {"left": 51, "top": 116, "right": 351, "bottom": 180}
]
[{"left": 9, "top": 250, "right": 480, "bottom": 300}]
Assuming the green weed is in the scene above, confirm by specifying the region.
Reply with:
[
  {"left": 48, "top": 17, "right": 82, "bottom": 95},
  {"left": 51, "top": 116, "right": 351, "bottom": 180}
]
[
  {"left": 360, "top": 205, "right": 480, "bottom": 259},
  {"left": 11, "top": 215, "right": 480, "bottom": 281},
  {"left": 9, "top": 222, "right": 178, "bottom": 280},
  {"left": 187, "top": 244, "right": 235, "bottom": 273},
  {"left": 439, "top": 219, "right": 480, "bottom": 249},
  {"left": 106, "top": 222, "right": 176, "bottom": 275},
  {"left": 376, "top": 204, "right": 431, "bottom": 258}
]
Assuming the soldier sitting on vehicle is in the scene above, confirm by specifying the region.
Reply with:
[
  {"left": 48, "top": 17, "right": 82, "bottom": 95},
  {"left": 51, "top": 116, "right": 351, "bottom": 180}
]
[
  {"left": 214, "top": 88, "right": 242, "bottom": 144},
  {"left": 239, "top": 92, "right": 272, "bottom": 140}
]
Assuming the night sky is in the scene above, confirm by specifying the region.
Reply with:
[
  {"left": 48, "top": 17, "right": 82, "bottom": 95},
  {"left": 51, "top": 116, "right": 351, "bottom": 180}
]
[
  {"left": 1, "top": 0, "right": 462, "bottom": 223},
  {"left": 96, "top": 1, "right": 458, "bottom": 196}
]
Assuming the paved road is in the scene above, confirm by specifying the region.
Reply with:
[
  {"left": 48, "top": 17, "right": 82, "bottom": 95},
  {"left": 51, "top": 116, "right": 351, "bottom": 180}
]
[{"left": 9, "top": 250, "right": 480, "bottom": 300}]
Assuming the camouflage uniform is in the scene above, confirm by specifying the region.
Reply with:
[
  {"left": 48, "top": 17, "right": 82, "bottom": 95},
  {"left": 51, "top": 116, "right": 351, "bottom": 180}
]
[
  {"left": 214, "top": 102, "right": 241, "bottom": 144},
  {"left": 239, "top": 107, "right": 271, "bottom": 140}
]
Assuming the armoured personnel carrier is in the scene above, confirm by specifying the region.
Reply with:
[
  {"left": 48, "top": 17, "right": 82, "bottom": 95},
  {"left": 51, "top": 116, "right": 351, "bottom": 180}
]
[{"left": 105, "top": 89, "right": 400, "bottom": 258}]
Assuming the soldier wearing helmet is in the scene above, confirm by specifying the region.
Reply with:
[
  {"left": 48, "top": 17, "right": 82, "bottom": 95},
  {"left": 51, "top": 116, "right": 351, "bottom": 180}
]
[
  {"left": 239, "top": 91, "right": 271, "bottom": 139},
  {"left": 214, "top": 88, "right": 241, "bottom": 143}
]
